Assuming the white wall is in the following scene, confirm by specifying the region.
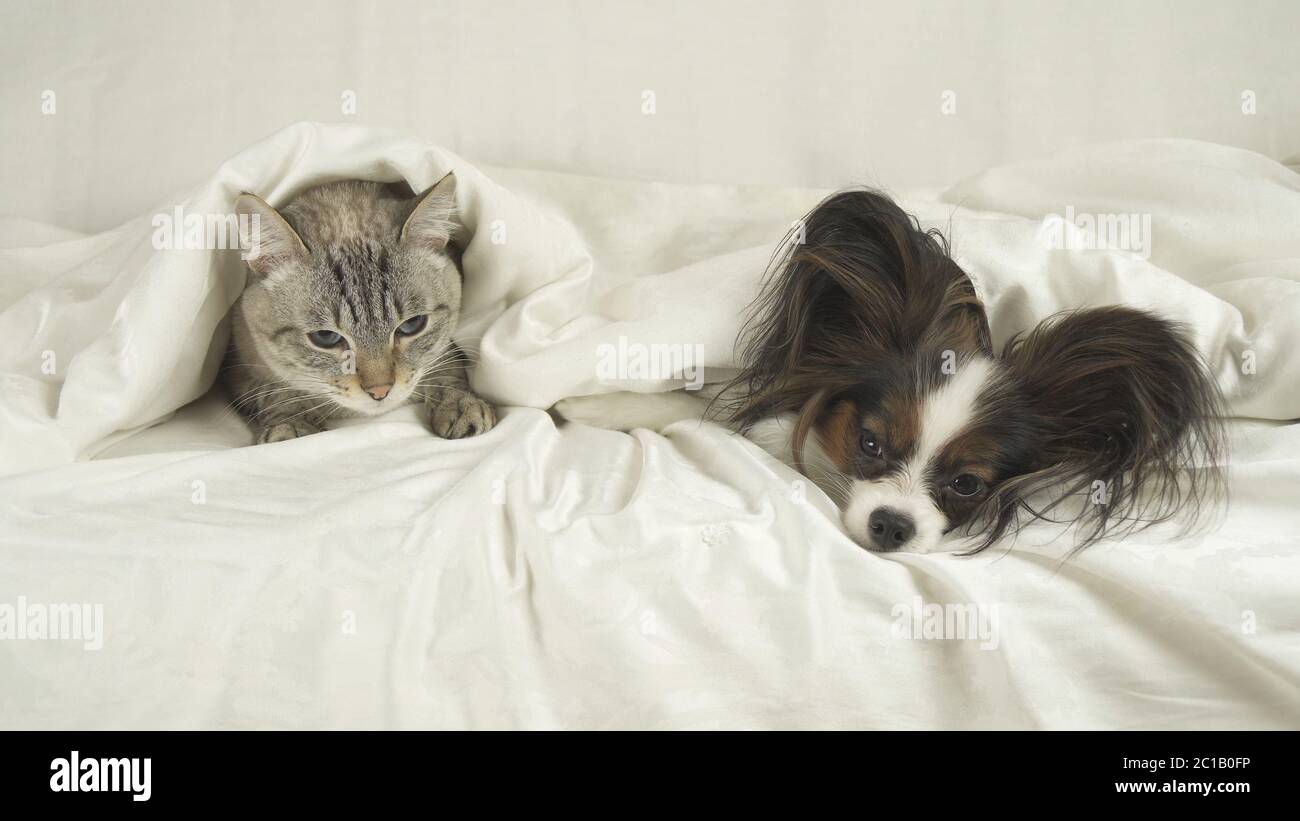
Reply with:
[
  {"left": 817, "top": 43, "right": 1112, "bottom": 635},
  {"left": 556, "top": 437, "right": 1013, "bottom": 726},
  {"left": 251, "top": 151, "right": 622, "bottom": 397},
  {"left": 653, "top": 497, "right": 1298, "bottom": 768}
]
[{"left": 2, "top": 0, "right": 1297, "bottom": 231}]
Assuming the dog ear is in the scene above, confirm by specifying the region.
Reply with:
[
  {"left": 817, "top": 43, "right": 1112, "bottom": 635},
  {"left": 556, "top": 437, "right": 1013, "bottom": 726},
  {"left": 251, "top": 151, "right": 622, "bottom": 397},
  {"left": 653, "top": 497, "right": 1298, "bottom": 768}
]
[
  {"left": 723, "top": 189, "right": 989, "bottom": 449},
  {"left": 983, "top": 306, "right": 1226, "bottom": 550}
]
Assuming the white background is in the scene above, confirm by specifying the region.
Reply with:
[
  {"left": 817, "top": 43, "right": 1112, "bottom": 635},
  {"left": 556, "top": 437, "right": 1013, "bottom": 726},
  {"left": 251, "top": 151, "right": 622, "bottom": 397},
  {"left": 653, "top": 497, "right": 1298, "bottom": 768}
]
[{"left": 2, "top": 0, "right": 1297, "bottom": 231}]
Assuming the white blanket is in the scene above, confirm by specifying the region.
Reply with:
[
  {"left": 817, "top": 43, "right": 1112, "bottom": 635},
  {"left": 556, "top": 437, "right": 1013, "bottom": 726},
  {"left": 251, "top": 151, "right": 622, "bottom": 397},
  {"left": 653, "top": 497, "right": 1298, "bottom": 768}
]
[{"left": 1, "top": 123, "right": 1298, "bottom": 728}]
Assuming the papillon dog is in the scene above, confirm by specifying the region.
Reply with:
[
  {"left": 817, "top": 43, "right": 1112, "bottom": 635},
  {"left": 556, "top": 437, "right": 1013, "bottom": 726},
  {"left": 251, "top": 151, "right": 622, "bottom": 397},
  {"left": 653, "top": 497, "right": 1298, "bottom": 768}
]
[{"left": 556, "top": 190, "right": 1226, "bottom": 554}]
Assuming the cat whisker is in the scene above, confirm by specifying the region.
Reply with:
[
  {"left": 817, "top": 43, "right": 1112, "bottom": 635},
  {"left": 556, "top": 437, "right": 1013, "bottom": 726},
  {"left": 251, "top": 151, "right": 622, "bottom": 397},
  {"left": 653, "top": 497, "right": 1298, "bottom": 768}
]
[
  {"left": 414, "top": 368, "right": 471, "bottom": 387},
  {"left": 218, "top": 382, "right": 325, "bottom": 423},
  {"left": 252, "top": 391, "right": 336, "bottom": 420},
  {"left": 230, "top": 384, "right": 318, "bottom": 409},
  {"left": 276, "top": 398, "right": 338, "bottom": 426},
  {"left": 415, "top": 385, "right": 483, "bottom": 402},
  {"left": 228, "top": 382, "right": 327, "bottom": 413},
  {"left": 419, "top": 349, "right": 475, "bottom": 374}
]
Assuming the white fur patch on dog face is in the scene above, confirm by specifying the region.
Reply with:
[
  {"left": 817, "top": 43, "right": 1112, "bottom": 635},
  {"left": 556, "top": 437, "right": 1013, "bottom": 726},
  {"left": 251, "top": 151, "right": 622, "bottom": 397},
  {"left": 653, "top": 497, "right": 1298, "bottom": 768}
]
[{"left": 842, "top": 358, "right": 996, "bottom": 552}]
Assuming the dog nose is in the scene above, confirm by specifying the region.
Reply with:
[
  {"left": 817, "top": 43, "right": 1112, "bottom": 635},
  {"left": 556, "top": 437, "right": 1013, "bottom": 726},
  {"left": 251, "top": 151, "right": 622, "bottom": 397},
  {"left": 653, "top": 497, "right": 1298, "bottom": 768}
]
[
  {"left": 867, "top": 507, "right": 915, "bottom": 550},
  {"left": 363, "top": 383, "right": 392, "bottom": 401}
]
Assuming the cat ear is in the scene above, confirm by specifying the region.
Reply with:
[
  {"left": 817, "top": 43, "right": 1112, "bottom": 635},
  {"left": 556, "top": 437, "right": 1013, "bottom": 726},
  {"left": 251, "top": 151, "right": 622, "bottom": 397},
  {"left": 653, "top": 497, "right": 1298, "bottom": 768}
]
[
  {"left": 401, "top": 171, "right": 458, "bottom": 251},
  {"left": 235, "top": 193, "right": 308, "bottom": 276}
]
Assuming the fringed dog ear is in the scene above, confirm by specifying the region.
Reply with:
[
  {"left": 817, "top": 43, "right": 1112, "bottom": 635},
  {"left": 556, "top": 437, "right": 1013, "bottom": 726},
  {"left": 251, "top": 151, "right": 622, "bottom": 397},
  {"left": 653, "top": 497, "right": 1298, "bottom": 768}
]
[
  {"left": 979, "top": 306, "right": 1227, "bottom": 552},
  {"left": 721, "top": 188, "right": 990, "bottom": 467}
]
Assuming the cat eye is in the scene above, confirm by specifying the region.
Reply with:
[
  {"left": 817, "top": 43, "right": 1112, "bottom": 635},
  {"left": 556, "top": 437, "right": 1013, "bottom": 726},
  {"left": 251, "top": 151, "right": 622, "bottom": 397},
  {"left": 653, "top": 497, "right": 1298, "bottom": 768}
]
[
  {"left": 396, "top": 315, "right": 428, "bottom": 337},
  {"left": 950, "top": 474, "right": 984, "bottom": 497},
  {"left": 307, "top": 330, "right": 344, "bottom": 348},
  {"left": 859, "top": 429, "right": 882, "bottom": 459}
]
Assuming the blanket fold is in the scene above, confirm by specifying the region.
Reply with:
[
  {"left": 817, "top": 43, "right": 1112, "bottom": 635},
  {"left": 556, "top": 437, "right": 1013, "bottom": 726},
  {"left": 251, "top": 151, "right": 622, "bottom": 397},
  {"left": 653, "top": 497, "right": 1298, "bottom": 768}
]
[
  {"left": 1, "top": 126, "right": 1298, "bottom": 730},
  {"left": 4, "top": 127, "right": 1297, "bottom": 478}
]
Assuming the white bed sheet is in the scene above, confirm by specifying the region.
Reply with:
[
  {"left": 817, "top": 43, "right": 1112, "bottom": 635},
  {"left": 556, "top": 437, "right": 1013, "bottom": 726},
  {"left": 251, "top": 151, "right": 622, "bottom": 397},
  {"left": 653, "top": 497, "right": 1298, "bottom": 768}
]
[{"left": 1, "top": 125, "right": 1298, "bottom": 728}]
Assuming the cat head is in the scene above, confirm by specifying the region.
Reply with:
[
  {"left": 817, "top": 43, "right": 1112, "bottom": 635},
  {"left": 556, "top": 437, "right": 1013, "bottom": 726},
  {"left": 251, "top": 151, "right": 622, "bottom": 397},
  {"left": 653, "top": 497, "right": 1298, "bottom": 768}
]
[{"left": 234, "top": 173, "right": 463, "bottom": 416}]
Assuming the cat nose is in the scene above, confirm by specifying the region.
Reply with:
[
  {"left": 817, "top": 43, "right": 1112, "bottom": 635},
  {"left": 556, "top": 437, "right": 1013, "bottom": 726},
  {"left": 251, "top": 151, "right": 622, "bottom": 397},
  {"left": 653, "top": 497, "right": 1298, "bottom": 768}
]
[{"left": 363, "top": 383, "right": 392, "bottom": 401}]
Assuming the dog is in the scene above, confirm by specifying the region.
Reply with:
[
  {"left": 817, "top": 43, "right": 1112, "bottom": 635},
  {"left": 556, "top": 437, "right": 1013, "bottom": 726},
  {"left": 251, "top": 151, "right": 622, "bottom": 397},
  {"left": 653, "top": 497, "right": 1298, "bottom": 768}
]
[{"left": 556, "top": 190, "right": 1226, "bottom": 554}]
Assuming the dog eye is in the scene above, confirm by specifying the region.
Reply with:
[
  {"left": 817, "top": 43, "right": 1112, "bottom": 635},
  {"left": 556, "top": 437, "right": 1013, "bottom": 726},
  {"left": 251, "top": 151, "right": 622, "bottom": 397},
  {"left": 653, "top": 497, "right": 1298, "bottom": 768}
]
[
  {"left": 396, "top": 315, "right": 428, "bottom": 336},
  {"left": 950, "top": 474, "right": 984, "bottom": 496},
  {"left": 859, "top": 429, "right": 882, "bottom": 458},
  {"left": 307, "top": 330, "right": 344, "bottom": 348}
]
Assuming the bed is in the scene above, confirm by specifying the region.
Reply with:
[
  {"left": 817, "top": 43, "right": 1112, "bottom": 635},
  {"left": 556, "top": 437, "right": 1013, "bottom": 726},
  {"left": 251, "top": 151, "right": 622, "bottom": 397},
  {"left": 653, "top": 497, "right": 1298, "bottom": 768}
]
[{"left": 1, "top": 123, "right": 1298, "bottom": 729}]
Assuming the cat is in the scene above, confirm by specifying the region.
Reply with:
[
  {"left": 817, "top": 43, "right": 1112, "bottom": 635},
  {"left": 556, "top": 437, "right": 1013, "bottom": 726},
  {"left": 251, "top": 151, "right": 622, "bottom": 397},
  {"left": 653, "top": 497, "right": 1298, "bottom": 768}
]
[{"left": 222, "top": 172, "right": 497, "bottom": 444}]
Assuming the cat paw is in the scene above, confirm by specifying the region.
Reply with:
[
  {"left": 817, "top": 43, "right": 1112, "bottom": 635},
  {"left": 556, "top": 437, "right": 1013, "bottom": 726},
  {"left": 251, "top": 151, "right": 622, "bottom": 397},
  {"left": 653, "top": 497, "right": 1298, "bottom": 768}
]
[
  {"left": 428, "top": 393, "right": 497, "bottom": 439},
  {"left": 255, "top": 421, "right": 321, "bottom": 444}
]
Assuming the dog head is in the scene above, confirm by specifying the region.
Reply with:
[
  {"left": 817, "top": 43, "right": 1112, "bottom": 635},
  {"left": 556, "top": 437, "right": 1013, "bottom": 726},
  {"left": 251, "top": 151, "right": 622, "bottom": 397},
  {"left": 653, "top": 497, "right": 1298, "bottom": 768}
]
[{"left": 725, "top": 190, "right": 1225, "bottom": 554}]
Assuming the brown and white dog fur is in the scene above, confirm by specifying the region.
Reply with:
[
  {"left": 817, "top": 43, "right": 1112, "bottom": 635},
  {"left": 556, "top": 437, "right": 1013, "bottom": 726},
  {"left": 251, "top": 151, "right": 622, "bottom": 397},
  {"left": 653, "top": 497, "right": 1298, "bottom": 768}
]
[{"left": 556, "top": 190, "right": 1225, "bottom": 554}]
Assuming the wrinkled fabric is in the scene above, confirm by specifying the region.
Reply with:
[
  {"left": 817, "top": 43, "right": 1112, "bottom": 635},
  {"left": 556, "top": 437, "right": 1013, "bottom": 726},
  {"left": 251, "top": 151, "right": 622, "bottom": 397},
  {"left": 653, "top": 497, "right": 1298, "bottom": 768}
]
[{"left": 1, "top": 125, "right": 1298, "bottom": 728}]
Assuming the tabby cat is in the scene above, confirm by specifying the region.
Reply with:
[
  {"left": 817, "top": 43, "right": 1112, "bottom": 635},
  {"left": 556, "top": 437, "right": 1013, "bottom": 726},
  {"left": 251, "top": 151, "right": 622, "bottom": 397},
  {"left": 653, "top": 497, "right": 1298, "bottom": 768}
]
[{"left": 223, "top": 173, "right": 496, "bottom": 443}]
